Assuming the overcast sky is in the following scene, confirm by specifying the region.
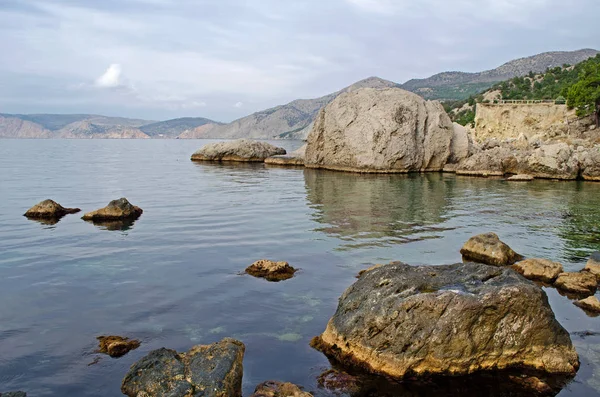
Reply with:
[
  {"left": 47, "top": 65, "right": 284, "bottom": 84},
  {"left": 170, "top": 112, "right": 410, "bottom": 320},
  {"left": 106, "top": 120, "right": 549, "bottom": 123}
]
[{"left": 0, "top": 0, "right": 597, "bottom": 122}]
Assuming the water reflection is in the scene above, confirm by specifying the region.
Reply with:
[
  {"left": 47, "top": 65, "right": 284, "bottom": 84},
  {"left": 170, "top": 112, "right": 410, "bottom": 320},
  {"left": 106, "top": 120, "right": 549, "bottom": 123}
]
[
  {"left": 83, "top": 218, "right": 138, "bottom": 231},
  {"left": 304, "top": 169, "right": 455, "bottom": 249}
]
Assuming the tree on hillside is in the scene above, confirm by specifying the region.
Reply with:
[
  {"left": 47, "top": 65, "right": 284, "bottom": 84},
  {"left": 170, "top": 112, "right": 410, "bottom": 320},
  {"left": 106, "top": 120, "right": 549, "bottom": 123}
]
[{"left": 567, "top": 55, "right": 600, "bottom": 127}]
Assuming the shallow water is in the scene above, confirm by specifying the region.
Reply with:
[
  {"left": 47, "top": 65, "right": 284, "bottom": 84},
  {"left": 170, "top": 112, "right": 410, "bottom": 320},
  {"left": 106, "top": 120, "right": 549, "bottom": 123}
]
[{"left": 0, "top": 139, "right": 599, "bottom": 396}]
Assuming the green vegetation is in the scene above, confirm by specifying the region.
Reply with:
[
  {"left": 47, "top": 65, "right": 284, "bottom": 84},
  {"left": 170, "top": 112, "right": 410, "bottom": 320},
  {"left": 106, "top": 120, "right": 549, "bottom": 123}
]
[
  {"left": 566, "top": 56, "right": 600, "bottom": 126},
  {"left": 444, "top": 54, "right": 600, "bottom": 126}
]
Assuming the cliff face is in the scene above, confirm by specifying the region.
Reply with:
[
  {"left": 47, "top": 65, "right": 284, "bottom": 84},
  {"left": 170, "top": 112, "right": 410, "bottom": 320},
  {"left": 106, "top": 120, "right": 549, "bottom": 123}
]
[{"left": 0, "top": 115, "right": 53, "bottom": 138}]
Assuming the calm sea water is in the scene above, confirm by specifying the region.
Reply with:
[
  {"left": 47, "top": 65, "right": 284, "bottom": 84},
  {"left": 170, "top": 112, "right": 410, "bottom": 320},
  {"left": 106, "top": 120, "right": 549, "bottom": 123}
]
[{"left": 0, "top": 139, "right": 599, "bottom": 396}]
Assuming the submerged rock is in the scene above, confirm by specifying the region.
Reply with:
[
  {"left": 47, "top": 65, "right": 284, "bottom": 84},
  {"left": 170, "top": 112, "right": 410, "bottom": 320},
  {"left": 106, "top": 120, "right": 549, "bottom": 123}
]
[
  {"left": 121, "top": 338, "right": 244, "bottom": 397},
  {"left": 317, "top": 369, "right": 362, "bottom": 395},
  {"left": 554, "top": 272, "right": 597, "bottom": 296},
  {"left": 249, "top": 381, "right": 313, "bottom": 397},
  {"left": 245, "top": 259, "right": 297, "bottom": 282},
  {"left": 24, "top": 199, "right": 80, "bottom": 219},
  {"left": 191, "top": 139, "right": 286, "bottom": 162},
  {"left": 507, "top": 174, "right": 534, "bottom": 181},
  {"left": 82, "top": 198, "right": 143, "bottom": 222},
  {"left": 311, "top": 262, "right": 578, "bottom": 381},
  {"left": 0, "top": 393, "right": 27, "bottom": 397},
  {"left": 304, "top": 87, "right": 454, "bottom": 173},
  {"left": 512, "top": 258, "right": 564, "bottom": 283},
  {"left": 584, "top": 252, "right": 600, "bottom": 281},
  {"left": 460, "top": 232, "right": 523, "bottom": 266},
  {"left": 574, "top": 296, "right": 600, "bottom": 313},
  {"left": 97, "top": 335, "right": 140, "bottom": 358}
]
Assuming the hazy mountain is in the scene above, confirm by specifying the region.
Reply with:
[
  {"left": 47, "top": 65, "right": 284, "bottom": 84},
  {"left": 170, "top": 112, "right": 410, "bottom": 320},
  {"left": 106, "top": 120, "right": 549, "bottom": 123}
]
[
  {"left": 140, "top": 117, "right": 222, "bottom": 138},
  {"left": 401, "top": 49, "right": 599, "bottom": 101},
  {"left": 197, "top": 77, "right": 399, "bottom": 140}
]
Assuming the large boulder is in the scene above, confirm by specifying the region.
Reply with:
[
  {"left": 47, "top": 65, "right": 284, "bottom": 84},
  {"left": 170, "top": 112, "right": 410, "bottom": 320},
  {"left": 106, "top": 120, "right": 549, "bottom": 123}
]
[
  {"left": 311, "top": 262, "right": 579, "bottom": 382},
  {"left": 448, "top": 122, "right": 472, "bottom": 164},
  {"left": 579, "top": 148, "right": 600, "bottom": 181},
  {"left": 304, "top": 87, "right": 454, "bottom": 173},
  {"left": 512, "top": 258, "right": 564, "bottom": 283},
  {"left": 24, "top": 199, "right": 80, "bottom": 219},
  {"left": 456, "top": 147, "right": 520, "bottom": 176},
  {"left": 82, "top": 198, "right": 143, "bottom": 222},
  {"left": 122, "top": 338, "right": 244, "bottom": 397},
  {"left": 191, "top": 139, "right": 286, "bottom": 162},
  {"left": 460, "top": 232, "right": 523, "bottom": 266},
  {"left": 522, "top": 143, "right": 580, "bottom": 180},
  {"left": 249, "top": 381, "right": 312, "bottom": 397}
]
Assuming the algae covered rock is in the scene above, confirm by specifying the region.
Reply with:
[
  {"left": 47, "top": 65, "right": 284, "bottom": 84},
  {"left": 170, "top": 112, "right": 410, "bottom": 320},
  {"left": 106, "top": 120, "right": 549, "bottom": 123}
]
[
  {"left": 513, "top": 258, "right": 564, "bottom": 283},
  {"left": 460, "top": 232, "right": 523, "bottom": 266},
  {"left": 121, "top": 338, "right": 244, "bottom": 397},
  {"left": 24, "top": 199, "right": 80, "bottom": 219},
  {"left": 82, "top": 198, "right": 143, "bottom": 222},
  {"left": 97, "top": 335, "right": 140, "bottom": 358},
  {"left": 191, "top": 139, "right": 286, "bottom": 162},
  {"left": 311, "top": 262, "right": 579, "bottom": 381},
  {"left": 245, "top": 259, "right": 297, "bottom": 282},
  {"left": 250, "top": 381, "right": 312, "bottom": 397}
]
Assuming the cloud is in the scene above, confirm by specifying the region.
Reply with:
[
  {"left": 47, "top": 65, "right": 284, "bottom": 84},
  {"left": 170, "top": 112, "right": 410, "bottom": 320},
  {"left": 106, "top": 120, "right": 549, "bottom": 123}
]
[
  {"left": 234, "top": 102, "right": 244, "bottom": 108},
  {"left": 95, "top": 64, "right": 123, "bottom": 88}
]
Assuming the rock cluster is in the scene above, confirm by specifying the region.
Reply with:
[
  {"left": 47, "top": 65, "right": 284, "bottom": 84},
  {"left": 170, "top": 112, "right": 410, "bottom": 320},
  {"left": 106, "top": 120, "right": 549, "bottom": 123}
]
[{"left": 191, "top": 139, "right": 286, "bottom": 162}]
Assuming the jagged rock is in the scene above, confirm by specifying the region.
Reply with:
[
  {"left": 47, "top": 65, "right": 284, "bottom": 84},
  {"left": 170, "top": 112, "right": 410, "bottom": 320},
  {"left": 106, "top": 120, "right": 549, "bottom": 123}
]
[
  {"left": 448, "top": 122, "right": 472, "bottom": 163},
  {"left": 245, "top": 260, "right": 297, "bottom": 282},
  {"left": 23, "top": 199, "right": 80, "bottom": 219},
  {"left": 460, "top": 232, "right": 523, "bottom": 266},
  {"left": 584, "top": 252, "right": 600, "bottom": 280},
  {"left": 121, "top": 338, "right": 244, "bottom": 397},
  {"left": 522, "top": 143, "right": 580, "bottom": 180},
  {"left": 97, "top": 335, "right": 140, "bottom": 358},
  {"left": 554, "top": 272, "right": 597, "bottom": 296},
  {"left": 82, "top": 198, "right": 143, "bottom": 221},
  {"left": 191, "top": 139, "right": 286, "bottom": 162},
  {"left": 304, "top": 87, "right": 454, "bottom": 173},
  {"left": 574, "top": 296, "right": 600, "bottom": 313},
  {"left": 456, "top": 147, "right": 519, "bottom": 176},
  {"left": 265, "top": 144, "right": 306, "bottom": 166},
  {"left": 311, "top": 262, "right": 578, "bottom": 381},
  {"left": 249, "top": 381, "right": 313, "bottom": 397},
  {"left": 507, "top": 174, "right": 534, "bottom": 181},
  {"left": 512, "top": 258, "right": 563, "bottom": 283}
]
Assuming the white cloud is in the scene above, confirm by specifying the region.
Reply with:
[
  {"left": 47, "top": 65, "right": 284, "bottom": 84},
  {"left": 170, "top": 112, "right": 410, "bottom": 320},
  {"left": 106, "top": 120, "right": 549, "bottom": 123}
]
[
  {"left": 234, "top": 102, "right": 244, "bottom": 108},
  {"left": 95, "top": 64, "right": 123, "bottom": 88}
]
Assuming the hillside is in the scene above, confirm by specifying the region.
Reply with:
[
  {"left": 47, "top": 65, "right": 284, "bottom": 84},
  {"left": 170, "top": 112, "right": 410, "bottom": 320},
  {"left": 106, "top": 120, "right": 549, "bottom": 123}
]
[
  {"left": 140, "top": 117, "right": 222, "bottom": 138},
  {"left": 199, "top": 77, "right": 399, "bottom": 140},
  {"left": 402, "top": 49, "right": 599, "bottom": 101}
]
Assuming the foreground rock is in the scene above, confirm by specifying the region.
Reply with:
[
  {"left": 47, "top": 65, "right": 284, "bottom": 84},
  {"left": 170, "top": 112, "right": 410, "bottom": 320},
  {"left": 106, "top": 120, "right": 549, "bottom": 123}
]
[
  {"left": 191, "top": 139, "right": 286, "bottom": 162},
  {"left": 584, "top": 251, "right": 600, "bottom": 281},
  {"left": 507, "top": 174, "right": 534, "bottom": 181},
  {"left": 554, "top": 272, "right": 597, "bottom": 296},
  {"left": 245, "top": 259, "right": 297, "bottom": 281},
  {"left": 121, "top": 338, "right": 244, "bottom": 397},
  {"left": 512, "top": 258, "right": 563, "bottom": 283},
  {"left": 250, "top": 381, "right": 312, "bottom": 397},
  {"left": 460, "top": 232, "right": 523, "bottom": 266},
  {"left": 305, "top": 87, "right": 454, "bottom": 173},
  {"left": 97, "top": 336, "right": 140, "bottom": 358},
  {"left": 574, "top": 296, "right": 600, "bottom": 313},
  {"left": 24, "top": 199, "right": 80, "bottom": 219},
  {"left": 82, "top": 198, "right": 143, "bottom": 222},
  {"left": 311, "top": 262, "right": 578, "bottom": 381}
]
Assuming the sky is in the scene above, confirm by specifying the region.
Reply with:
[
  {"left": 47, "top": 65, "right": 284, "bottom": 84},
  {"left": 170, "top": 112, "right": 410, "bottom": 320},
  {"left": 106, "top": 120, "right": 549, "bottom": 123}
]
[{"left": 0, "top": 0, "right": 598, "bottom": 122}]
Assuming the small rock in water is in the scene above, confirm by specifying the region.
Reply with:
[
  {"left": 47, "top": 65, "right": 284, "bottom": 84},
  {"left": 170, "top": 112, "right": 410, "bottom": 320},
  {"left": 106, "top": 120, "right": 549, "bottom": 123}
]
[
  {"left": 507, "top": 174, "right": 534, "bottom": 181},
  {"left": 245, "top": 259, "right": 297, "bottom": 282},
  {"left": 97, "top": 335, "right": 141, "bottom": 358},
  {"left": 584, "top": 252, "right": 600, "bottom": 281},
  {"left": 121, "top": 338, "right": 244, "bottom": 397},
  {"left": 249, "top": 381, "right": 313, "bottom": 397},
  {"left": 191, "top": 139, "right": 286, "bottom": 162},
  {"left": 554, "top": 272, "right": 597, "bottom": 296},
  {"left": 460, "top": 232, "right": 523, "bottom": 266},
  {"left": 24, "top": 199, "right": 80, "bottom": 219},
  {"left": 512, "top": 258, "right": 563, "bottom": 283},
  {"left": 574, "top": 296, "right": 600, "bottom": 313},
  {"left": 82, "top": 198, "right": 143, "bottom": 222}
]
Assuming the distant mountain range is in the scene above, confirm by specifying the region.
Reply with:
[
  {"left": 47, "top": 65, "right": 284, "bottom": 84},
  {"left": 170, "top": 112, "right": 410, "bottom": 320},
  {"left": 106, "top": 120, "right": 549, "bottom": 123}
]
[
  {"left": 400, "top": 48, "right": 599, "bottom": 101},
  {"left": 2, "top": 48, "right": 597, "bottom": 140}
]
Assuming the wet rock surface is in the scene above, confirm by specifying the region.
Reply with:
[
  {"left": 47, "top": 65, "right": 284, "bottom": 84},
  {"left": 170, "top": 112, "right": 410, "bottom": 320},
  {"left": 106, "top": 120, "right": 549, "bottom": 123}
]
[
  {"left": 97, "top": 335, "right": 140, "bottom": 358},
  {"left": 311, "top": 262, "right": 579, "bottom": 382},
  {"left": 249, "top": 381, "right": 313, "bottom": 397},
  {"left": 191, "top": 139, "right": 286, "bottom": 162},
  {"left": 513, "top": 258, "right": 564, "bottom": 283},
  {"left": 574, "top": 296, "right": 600, "bottom": 313},
  {"left": 24, "top": 199, "right": 80, "bottom": 219},
  {"left": 460, "top": 232, "right": 523, "bottom": 266},
  {"left": 82, "top": 198, "right": 143, "bottom": 222},
  {"left": 245, "top": 259, "right": 297, "bottom": 282},
  {"left": 121, "top": 338, "right": 244, "bottom": 397},
  {"left": 554, "top": 272, "right": 597, "bottom": 296}
]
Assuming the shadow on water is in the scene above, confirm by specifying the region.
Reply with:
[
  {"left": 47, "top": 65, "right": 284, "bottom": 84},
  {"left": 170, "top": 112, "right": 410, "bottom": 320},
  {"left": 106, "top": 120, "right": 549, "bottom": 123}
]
[{"left": 83, "top": 218, "right": 138, "bottom": 231}]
